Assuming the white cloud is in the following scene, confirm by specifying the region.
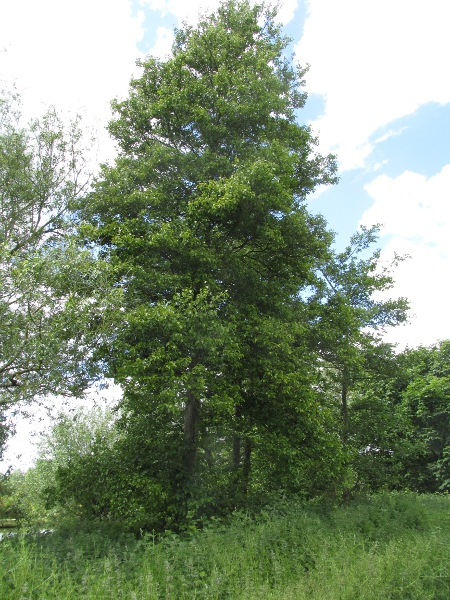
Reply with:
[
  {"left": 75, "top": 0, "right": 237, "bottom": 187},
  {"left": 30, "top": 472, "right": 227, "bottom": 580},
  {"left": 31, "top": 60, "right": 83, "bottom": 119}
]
[
  {"left": 295, "top": 0, "right": 450, "bottom": 171},
  {"left": 360, "top": 165, "right": 450, "bottom": 348},
  {"left": 142, "top": 0, "right": 221, "bottom": 24},
  {"left": 149, "top": 26, "right": 175, "bottom": 59},
  {"left": 373, "top": 127, "right": 407, "bottom": 145},
  {"left": 362, "top": 167, "right": 450, "bottom": 247},
  {"left": 142, "top": 0, "right": 298, "bottom": 26},
  {"left": 275, "top": 0, "right": 299, "bottom": 24},
  {"left": 0, "top": 0, "right": 145, "bottom": 162},
  {"left": 372, "top": 160, "right": 388, "bottom": 172}
]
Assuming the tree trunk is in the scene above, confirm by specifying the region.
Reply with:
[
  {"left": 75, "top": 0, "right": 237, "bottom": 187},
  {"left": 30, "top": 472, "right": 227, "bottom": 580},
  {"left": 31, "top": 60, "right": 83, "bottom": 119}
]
[
  {"left": 232, "top": 404, "right": 242, "bottom": 470},
  {"left": 341, "top": 378, "right": 348, "bottom": 443},
  {"left": 232, "top": 434, "right": 241, "bottom": 470},
  {"left": 183, "top": 389, "right": 200, "bottom": 479},
  {"left": 242, "top": 436, "right": 252, "bottom": 496}
]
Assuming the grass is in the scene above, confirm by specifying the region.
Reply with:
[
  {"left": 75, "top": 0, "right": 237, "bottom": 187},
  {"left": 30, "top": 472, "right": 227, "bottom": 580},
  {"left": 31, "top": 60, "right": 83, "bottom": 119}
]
[{"left": 1, "top": 492, "right": 449, "bottom": 599}]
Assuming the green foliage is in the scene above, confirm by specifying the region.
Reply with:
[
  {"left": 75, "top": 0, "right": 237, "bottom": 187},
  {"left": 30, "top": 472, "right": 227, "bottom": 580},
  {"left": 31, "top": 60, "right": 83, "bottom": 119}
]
[
  {"left": 348, "top": 382, "right": 426, "bottom": 492},
  {"left": 0, "top": 2, "right": 416, "bottom": 533},
  {"left": 1, "top": 462, "right": 55, "bottom": 525},
  {"left": 32, "top": 406, "right": 191, "bottom": 531},
  {"left": 1, "top": 407, "right": 119, "bottom": 526},
  {"left": 401, "top": 341, "right": 450, "bottom": 491},
  {"left": 79, "top": 0, "right": 343, "bottom": 522},
  {"left": 309, "top": 225, "right": 409, "bottom": 439},
  {"left": 1, "top": 493, "right": 449, "bottom": 599},
  {"left": 345, "top": 340, "right": 450, "bottom": 494},
  {"left": 0, "top": 88, "right": 123, "bottom": 424},
  {"left": 0, "top": 413, "right": 13, "bottom": 462}
]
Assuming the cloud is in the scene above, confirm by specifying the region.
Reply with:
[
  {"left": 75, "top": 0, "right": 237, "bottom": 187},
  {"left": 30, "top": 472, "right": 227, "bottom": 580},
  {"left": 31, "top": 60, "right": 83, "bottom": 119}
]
[
  {"left": 142, "top": 0, "right": 221, "bottom": 24},
  {"left": 295, "top": 0, "right": 450, "bottom": 171},
  {"left": 362, "top": 167, "right": 450, "bottom": 247},
  {"left": 149, "top": 26, "right": 175, "bottom": 59},
  {"left": 142, "top": 0, "right": 298, "bottom": 27},
  {"left": 274, "top": 0, "right": 299, "bottom": 24},
  {"left": 0, "top": 0, "right": 145, "bottom": 162},
  {"left": 360, "top": 165, "right": 450, "bottom": 348},
  {"left": 373, "top": 127, "right": 407, "bottom": 145}
]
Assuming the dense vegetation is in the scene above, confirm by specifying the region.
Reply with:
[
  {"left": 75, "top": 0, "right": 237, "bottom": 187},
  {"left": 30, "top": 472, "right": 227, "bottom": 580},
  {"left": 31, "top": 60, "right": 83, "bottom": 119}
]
[
  {"left": 1, "top": 493, "right": 450, "bottom": 599},
  {"left": 1, "top": 5, "right": 450, "bottom": 595}
]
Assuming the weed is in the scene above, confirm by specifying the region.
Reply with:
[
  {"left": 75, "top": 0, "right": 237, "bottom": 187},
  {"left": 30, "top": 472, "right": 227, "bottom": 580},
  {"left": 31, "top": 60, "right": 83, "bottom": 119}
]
[{"left": 0, "top": 493, "right": 449, "bottom": 599}]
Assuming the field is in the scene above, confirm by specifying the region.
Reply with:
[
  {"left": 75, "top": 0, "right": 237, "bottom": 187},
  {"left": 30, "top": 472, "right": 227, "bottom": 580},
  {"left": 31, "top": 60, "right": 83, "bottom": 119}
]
[{"left": 1, "top": 492, "right": 449, "bottom": 599}]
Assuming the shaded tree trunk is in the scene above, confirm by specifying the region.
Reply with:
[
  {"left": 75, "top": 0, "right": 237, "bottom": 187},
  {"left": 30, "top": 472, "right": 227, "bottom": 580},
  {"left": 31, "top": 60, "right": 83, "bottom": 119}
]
[
  {"left": 183, "top": 390, "right": 200, "bottom": 480},
  {"left": 232, "top": 404, "right": 242, "bottom": 471},
  {"left": 242, "top": 436, "right": 252, "bottom": 496},
  {"left": 232, "top": 434, "right": 241, "bottom": 471},
  {"left": 341, "top": 377, "right": 348, "bottom": 443}
]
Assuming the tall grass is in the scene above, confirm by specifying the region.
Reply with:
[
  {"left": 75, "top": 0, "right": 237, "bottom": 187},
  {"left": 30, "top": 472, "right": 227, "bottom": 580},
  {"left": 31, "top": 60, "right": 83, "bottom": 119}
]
[{"left": 1, "top": 492, "right": 449, "bottom": 599}]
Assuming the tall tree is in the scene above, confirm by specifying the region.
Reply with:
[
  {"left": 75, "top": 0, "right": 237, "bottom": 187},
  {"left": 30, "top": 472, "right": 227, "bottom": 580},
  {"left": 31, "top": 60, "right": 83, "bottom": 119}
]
[{"left": 80, "top": 0, "right": 340, "bottom": 521}]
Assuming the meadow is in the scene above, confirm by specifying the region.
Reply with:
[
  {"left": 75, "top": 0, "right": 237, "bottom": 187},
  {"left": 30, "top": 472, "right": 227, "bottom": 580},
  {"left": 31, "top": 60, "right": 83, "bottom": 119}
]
[{"left": 1, "top": 492, "right": 449, "bottom": 599}]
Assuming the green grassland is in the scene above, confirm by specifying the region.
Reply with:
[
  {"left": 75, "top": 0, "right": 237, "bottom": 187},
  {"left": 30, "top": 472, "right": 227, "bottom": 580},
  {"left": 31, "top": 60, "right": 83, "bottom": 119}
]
[{"left": 1, "top": 492, "right": 449, "bottom": 599}]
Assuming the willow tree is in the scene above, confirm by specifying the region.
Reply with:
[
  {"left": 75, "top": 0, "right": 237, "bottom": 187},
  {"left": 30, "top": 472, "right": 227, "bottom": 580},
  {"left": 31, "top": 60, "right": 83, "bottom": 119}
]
[{"left": 80, "top": 0, "right": 339, "bottom": 521}]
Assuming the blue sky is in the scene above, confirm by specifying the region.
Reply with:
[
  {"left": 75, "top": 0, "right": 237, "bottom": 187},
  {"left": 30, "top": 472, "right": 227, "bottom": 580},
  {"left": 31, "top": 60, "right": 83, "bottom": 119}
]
[{"left": 1, "top": 0, "right": 450, "bottom": 466}]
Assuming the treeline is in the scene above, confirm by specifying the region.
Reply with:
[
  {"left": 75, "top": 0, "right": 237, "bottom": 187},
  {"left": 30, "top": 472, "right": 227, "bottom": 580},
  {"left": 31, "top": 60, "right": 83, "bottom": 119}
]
[
  {"left": 1, "top": 1, "right": 446, "bottom": 532},
  {"left": 3, "top": 340, "right": 450, "bottom": 530}
]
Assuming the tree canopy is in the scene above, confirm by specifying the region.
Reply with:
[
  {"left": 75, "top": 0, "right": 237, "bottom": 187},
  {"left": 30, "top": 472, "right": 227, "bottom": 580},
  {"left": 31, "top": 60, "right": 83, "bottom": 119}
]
[
  {"left": 78, "top": 0, "right": 346, "bottom": 524},
  {"left": 0, "top": 89, "right": 122, "bottom": 460},
  {"left": 308, "top": 225, "right": 409, "bottom": 438},
  {"left": 1, "top": 1, "right": 422, "bottom": 531}
]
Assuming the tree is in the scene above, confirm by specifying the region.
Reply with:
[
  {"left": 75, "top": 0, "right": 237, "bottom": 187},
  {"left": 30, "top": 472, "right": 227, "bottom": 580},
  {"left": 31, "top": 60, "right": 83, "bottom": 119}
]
[
  {"left": 0, "top": 89, "right": 122, "bottom": 427},
  {"left": 80, "top": 0, "right": 341, "bottom": 523},
  {"left": 400, "top": 341, "right": 450, "bottom": 491},
  {"left": 338, "top": 341, "right": 450, "bottom": 493},
  {"left": 1, "top": 406, "right": 119, "bottom": 525},
  {"left": 307, "top": 225, "right": 409, "bottom": 441},
  {"left": 346, "top": 359, "right": 425, "bottom": 493}
]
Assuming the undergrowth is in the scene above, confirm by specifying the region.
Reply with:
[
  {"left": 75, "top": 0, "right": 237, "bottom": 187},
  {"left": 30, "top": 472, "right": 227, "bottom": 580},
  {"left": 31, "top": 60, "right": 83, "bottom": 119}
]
[{"left": 1, "top": 492, "right": 449, "bottom": 599}]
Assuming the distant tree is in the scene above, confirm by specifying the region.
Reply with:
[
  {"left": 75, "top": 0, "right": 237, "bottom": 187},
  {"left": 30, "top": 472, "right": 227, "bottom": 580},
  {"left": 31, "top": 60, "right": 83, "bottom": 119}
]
[
  {"left": 307, "top": 225, "right": 409, "bottom": 441},
  {"left": 400, "top": 341, "right": 450, "bottom": 491},
  {"left": 1, "top": 407, "right": 119, "bottom": 524},
  {"left": 342, "top": 341, "right": 450, "bottom": 493},
  {"left": 347, "top": 358, "right": 425, "bottom": 493}
]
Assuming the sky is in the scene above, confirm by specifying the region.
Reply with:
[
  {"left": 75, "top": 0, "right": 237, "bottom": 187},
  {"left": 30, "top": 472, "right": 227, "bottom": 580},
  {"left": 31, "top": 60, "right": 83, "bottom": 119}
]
[{"left": 1, "top": 0, "right": 450, "bottom": 468}]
